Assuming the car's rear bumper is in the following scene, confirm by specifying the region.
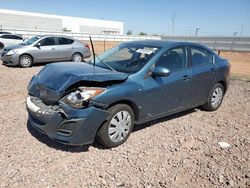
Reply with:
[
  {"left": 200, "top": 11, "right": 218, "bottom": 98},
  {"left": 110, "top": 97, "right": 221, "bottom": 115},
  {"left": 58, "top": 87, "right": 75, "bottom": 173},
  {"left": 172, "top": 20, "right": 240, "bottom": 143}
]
[{"left": 26, "top": 96, "right": 110, "bottom": 145}]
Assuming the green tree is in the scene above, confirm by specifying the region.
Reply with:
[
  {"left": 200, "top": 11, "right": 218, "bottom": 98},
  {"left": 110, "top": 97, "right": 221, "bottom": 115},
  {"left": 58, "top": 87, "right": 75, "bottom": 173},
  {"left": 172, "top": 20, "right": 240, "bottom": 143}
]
[
  {"left": 126, "top": 30, "right": 132, "bottom": 35},
  {"left": 139, "top": 32, "right": 147, "bottom": 36}
]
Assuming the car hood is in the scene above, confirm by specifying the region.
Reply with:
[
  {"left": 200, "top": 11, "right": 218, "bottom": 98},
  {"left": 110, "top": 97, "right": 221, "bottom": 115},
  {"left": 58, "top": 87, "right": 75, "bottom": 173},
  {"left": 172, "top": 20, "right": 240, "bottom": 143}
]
[
  {"left": 3, "top": 44, "right": 24, "bottom": 51},
  {"left": 36, "top": 62, "right": 129, "bottom": 91}
]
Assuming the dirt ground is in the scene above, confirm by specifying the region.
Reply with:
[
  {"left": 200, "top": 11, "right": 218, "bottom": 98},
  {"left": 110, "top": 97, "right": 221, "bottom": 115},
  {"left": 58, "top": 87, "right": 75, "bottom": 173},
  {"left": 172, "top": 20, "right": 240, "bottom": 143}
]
[
  {"left": 220, "top": 51, "right": 250, "bottom": 78},
  {"left": 0, "top": 61, "right": 249, "bottom": 187}
]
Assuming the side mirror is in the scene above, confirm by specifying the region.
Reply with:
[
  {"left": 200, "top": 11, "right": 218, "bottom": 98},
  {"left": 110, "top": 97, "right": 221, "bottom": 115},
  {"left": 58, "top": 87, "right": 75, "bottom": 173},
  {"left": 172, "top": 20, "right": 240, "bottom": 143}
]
[
  {"left": 34, "top": 43, "right": 41, "bottom": 48},
  {"left": 152, "top": 66, "right": 171, "bottom": 77}
]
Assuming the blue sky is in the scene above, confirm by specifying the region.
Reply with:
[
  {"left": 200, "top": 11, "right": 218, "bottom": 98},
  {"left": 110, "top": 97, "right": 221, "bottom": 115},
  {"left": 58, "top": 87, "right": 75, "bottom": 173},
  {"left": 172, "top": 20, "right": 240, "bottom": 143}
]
[{"left": 0, "top": 0, "right": 249, "bottom": 36}]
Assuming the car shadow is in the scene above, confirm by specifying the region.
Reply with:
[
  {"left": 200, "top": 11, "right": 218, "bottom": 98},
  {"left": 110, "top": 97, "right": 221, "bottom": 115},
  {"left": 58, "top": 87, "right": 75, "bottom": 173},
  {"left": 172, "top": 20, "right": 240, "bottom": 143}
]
[
  {"left": 27, "top": 108, "right": 197, "bottom": 152},
  {"left": 133, "top": 108, "right": 197, "bottom": 132}
]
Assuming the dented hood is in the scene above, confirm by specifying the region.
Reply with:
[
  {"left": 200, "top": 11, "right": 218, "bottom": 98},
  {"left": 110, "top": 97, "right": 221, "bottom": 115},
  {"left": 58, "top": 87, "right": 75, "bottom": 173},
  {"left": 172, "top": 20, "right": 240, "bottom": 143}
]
[{"left": 36, "top": 62, "right": 129, "bottom": 91}]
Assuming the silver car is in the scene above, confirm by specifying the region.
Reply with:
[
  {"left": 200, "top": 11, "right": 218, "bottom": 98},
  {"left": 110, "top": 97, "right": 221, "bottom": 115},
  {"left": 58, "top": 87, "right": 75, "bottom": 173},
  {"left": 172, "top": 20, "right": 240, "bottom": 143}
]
[{"left": 1, "top": 35, "right": 91, "bottom": 67}]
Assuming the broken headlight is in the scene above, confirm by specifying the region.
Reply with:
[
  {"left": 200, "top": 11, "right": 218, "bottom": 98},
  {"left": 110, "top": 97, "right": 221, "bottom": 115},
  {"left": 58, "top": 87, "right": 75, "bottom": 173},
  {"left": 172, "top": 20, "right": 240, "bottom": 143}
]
[{"left": 61, "top": 87, "right": 105, "bottom": 109}]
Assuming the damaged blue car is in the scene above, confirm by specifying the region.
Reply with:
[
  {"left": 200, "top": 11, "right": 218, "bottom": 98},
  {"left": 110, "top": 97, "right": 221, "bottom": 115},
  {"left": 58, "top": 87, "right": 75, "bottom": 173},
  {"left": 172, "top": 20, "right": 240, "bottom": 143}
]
[{"left": 26, "top": 40, "right": 230, "bottom": 148}]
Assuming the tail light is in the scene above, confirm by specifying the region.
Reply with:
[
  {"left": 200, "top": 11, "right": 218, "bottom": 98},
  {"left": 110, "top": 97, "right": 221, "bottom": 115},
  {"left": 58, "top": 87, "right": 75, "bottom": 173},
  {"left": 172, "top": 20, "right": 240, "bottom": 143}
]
[{"left": 84, "top": 44, "right": 90, "bottom": 49}]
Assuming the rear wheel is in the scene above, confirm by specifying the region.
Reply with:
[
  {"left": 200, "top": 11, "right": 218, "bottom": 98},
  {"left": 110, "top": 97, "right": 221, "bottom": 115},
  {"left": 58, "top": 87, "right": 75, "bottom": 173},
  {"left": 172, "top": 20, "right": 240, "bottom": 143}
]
[
  {"left": 19, "top": 55, "right": 33, "bottom": 68},
  {"left": 97, "top": 104, "right": 134, "bottom": 148},
  {"left": 202, "top": 83, "right": 224, "bottom": 111},
  {"left": 71, "top": 53, "right": 83, "bottom": 62},
  {"left": 0, "top": 43, "right": 4, "bottom": 50}
]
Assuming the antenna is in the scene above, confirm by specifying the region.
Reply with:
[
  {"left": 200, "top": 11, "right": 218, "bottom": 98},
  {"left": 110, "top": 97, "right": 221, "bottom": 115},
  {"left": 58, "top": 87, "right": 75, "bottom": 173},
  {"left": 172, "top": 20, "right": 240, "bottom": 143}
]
[
  {"left": 171, "top": 13, "right": 176, "bottom": 36},
  {"left": 89, "top": 36, "right": 96, "bottom": 73}
]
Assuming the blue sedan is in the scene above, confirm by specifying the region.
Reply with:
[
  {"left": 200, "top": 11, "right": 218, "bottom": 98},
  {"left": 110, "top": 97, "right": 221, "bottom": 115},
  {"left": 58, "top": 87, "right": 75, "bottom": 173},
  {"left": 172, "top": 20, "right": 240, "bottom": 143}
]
[{"left": 26, "top": 40, "right": 230, "bottom": 148}]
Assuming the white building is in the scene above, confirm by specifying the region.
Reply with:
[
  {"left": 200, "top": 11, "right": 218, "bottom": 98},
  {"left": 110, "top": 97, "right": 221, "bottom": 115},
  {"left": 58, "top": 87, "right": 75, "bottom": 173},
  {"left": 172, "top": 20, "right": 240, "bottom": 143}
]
[{"left": 0, "top": 9, "right": 124, "bottom": 35}]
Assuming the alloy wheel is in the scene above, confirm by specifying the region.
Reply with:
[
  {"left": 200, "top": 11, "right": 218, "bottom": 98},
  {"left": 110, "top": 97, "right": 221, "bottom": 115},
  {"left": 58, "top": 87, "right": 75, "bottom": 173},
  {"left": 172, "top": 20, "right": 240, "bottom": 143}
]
[
  {"left": 20, "top": 56, "right": 32, "bottom": 67},
  {"left": 211, "top": 87, "right": 223, "bottom": 108},
  {"left": 73, "top": 54, "right": 82, "bottom": 62}
]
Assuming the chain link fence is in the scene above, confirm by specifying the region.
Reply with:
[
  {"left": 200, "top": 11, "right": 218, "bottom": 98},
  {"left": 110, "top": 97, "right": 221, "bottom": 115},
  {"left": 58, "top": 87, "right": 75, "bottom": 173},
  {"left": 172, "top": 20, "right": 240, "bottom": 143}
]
[{"left": 2, "top": 28, "right": 250, "bottom": 52}]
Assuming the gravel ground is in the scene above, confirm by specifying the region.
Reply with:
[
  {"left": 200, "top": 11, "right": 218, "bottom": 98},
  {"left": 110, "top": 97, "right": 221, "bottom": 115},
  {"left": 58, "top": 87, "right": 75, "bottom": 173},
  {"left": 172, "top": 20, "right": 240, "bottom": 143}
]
[{"left": 0, "top": 63, "right": 249, "bottom": 188}]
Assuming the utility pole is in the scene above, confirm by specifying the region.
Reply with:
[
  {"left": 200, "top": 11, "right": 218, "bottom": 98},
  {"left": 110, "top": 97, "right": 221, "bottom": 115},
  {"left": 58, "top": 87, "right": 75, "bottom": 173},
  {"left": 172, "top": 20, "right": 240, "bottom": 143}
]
[
  {"left": 232, "top": 32, "right": 237, "bottom": 51},
  {"left": 171, "top": 13, "right": 176, "bottom": 36},
  {"left": 240, "top": 24, "right": 244, "bottom": 36},
  {"left": 195, "top": 28, "right": 200, "bottom": 36}
]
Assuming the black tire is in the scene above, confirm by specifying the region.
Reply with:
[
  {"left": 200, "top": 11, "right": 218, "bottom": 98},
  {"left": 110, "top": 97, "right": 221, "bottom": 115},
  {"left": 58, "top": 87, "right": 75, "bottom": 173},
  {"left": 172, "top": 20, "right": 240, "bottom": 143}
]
[
  {"left": 97, "top": 104, "right": 135, "bottom": 148},
  {"left": 19, "top": 54, "right": 33, "bottom": 68},
  {"left": 71, "top": 52, "right": 83, "bottom": 62},
  {"left": 202, "top": 83, "right": 224, "bottom": 111},
  {"left": 0, "top": 43, "right": 4, "bottom": 50}
]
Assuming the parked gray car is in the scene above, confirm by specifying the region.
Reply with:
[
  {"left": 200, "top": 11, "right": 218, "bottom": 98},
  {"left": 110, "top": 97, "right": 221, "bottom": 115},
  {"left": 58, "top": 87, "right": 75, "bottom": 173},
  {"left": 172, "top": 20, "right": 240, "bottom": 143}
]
[{"left": 1, "top": 35, "right": 91, "bottom": 67}]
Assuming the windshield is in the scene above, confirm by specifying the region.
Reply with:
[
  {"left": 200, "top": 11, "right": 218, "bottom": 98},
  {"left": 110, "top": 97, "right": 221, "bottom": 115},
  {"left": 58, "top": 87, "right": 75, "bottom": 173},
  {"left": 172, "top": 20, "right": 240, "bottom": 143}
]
[
  {"left": 89, "top": 44, "right": 160, "bottom": 74},
  {"left": 23, "top": 36, "right": 41, "bottom": 45}
]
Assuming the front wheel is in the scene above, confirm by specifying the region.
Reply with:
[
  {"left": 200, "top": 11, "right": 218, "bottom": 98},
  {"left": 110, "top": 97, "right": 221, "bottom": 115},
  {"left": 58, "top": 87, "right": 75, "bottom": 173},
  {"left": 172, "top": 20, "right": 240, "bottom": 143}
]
[
  {"left": 97, "top": 104, "right": 134, "bottom": 148},
  {"left": 71, "top": 53, "right": 83, "bottom": 62},
  {"left": 19, "top": 55, "right": 33, "bottom": 68},
  {"left": 202, "top": 83, "right": 225, "bottom": 111}
]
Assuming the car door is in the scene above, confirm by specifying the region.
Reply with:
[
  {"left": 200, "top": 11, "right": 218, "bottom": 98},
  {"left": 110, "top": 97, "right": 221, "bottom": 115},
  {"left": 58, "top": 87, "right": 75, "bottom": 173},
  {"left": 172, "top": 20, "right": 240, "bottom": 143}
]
[
  {"left": 141, "top": 46, "right": 191, "bottom": 119},
  {"left": 32, "top": 37, "right": 58, "bottom": 62},
  {"left": 56, "top": 37, "right": 75, "bottom": 60},
  {"left": 187, "top": 46, "right": 217, "bottom": 106}
]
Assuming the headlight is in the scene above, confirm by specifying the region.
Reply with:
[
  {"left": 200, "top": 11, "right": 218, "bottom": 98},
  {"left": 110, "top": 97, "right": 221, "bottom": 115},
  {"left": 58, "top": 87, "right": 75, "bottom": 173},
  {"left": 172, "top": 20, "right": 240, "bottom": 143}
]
[
  {"left": 7, "top": 49, "right": 18, "bottom": 56},
  {"left": 60, "top": 87, "right": 105, "bottom": 109}
]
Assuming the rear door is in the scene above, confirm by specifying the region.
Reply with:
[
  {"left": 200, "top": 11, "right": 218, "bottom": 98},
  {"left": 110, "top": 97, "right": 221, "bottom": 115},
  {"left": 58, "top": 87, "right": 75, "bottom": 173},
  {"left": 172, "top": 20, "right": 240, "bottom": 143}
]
[
  {"left": 56, "top": 37, "right": 75, "bottom": 60},
  {"left": 33, "top": 37, "right": 58, "bottom": 62},
  {"left": 187, "top": 46, "right": 217, "bottom": 106}
]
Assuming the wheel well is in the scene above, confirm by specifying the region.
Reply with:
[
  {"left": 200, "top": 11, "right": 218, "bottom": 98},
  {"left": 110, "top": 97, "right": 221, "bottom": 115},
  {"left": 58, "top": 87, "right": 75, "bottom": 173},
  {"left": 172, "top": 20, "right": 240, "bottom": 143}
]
[
  {"left": 218, "top": 80, "right": 227, "bottom": 92},
  {"left": 107, "top": 100, "right": 140, "bottom": 122},
  {"left": 20, "top": 53, "right": 34, "bottom": 63}
]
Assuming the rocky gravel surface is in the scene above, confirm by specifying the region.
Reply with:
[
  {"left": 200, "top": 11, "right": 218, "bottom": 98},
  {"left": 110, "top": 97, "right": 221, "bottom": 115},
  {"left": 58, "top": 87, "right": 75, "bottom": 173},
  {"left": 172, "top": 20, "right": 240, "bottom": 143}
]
[{"left": 0, "top": 63, "right": 249, "bottom": 187}]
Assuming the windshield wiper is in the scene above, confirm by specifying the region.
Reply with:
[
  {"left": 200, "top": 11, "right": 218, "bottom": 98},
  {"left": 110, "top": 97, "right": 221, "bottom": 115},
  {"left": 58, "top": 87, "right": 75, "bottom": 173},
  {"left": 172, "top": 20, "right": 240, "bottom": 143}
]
[{"left": 95, "top": 54, "right": 117, "bottom": 72}]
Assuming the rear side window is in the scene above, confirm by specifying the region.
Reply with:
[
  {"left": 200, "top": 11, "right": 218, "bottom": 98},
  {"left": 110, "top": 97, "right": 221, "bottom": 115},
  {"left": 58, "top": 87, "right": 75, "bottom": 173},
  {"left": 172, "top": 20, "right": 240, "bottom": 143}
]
[
  {"left": 58, "top": 37, "right": 74, "bottom": 45},
  {"left": 11, "top": 35, "right": 23, "bottom": 40},
  {"left": 39, "top": 37, "right": 56, "bottom": 46},
  {"left": 190, "top": 47, "right": 213, "bottom": 66},
  {"left": 1, "top": 35, "right": 12, "bottom": 39},
  {"left": 155, "top": 47, "right": 186, "bottom": 72}
]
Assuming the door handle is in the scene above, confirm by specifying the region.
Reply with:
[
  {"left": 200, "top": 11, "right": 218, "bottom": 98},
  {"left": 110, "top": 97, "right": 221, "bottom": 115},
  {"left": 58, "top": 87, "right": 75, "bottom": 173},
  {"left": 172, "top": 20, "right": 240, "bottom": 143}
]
[
  {"left": 52, "top": 48, "right": 56, "bottom": 50},
  {"left": 182, "top": 75, "right": 189, "bottom": 81},
  {"left": 209, "top": 68, "right": 216, "bottom": 73}
]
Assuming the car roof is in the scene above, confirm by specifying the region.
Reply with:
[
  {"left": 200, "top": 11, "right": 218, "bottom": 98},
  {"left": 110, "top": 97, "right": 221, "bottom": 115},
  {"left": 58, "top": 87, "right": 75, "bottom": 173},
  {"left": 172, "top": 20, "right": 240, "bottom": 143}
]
[
  {"left": 35, "top": 35, "right": 74, "bottom": 39},
  {"left": 123, "top": 39, "right": 211, "bottom": 50},
  {"left": 0, "top": 33, "right": 21, "bottom": 36}
]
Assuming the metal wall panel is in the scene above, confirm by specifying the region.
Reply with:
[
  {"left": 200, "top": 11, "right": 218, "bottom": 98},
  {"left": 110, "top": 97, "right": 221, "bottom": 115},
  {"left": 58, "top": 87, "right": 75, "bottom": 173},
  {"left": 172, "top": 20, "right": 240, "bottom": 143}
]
[{"left": 0, "top": 13, "right": 63, "bottom": 31}]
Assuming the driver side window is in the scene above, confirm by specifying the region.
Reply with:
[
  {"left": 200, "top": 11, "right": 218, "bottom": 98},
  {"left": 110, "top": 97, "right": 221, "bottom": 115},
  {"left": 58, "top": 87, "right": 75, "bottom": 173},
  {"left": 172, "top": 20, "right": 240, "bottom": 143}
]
[
  {"left": 39, "top": 37, "right": 56, "bottom": 46},
  {"left": 155, "top": 47, "right": 186, "bottom": 72}
]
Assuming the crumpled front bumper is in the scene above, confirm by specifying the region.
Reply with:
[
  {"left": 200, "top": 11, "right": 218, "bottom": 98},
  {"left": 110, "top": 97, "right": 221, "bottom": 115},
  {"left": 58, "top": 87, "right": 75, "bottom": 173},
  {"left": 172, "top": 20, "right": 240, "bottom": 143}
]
[{"left": 26, "top": 96, "right": 110, "bottom": 145}]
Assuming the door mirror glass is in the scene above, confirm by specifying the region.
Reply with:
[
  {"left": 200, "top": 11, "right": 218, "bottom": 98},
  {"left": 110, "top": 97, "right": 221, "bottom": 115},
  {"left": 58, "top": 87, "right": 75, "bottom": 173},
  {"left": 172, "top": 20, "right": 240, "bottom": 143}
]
[{"left": 152, "top": 66, "right": 171, "bottom": 77}]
